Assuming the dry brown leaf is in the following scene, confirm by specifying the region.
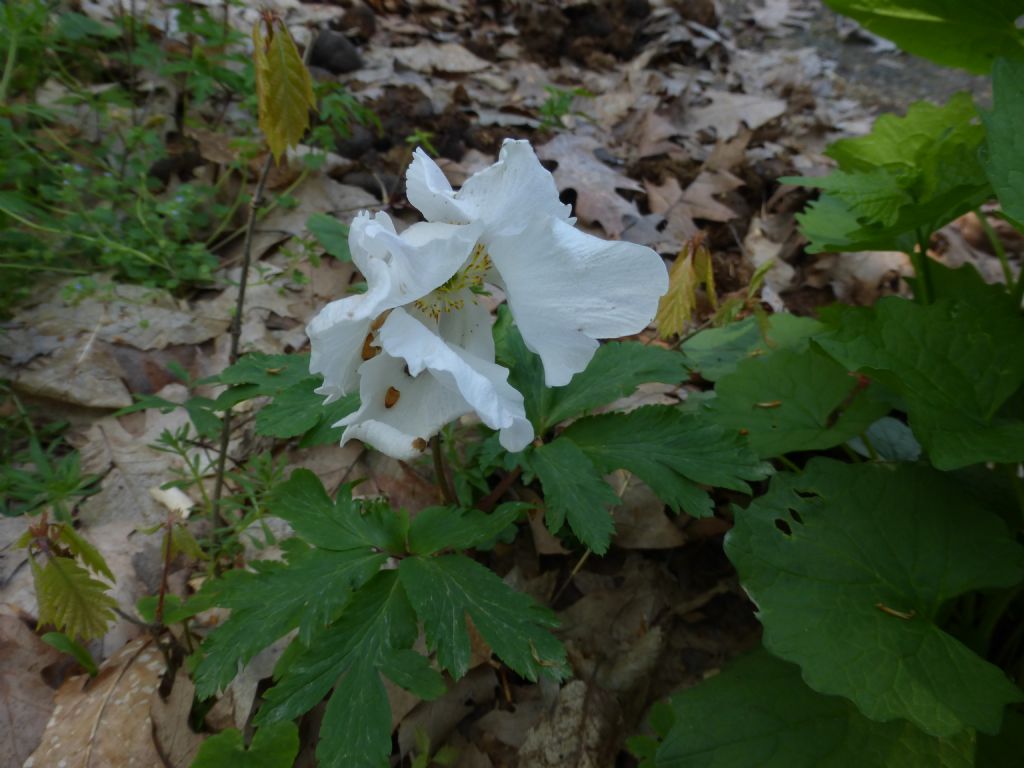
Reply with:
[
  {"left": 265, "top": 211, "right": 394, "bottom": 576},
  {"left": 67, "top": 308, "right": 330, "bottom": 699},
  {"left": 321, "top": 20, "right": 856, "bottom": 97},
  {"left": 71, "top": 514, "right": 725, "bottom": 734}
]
[
  {"left": 516, "top": 681, "right": 622, "bottom": 768},
  {"left": 27, "top": 638, "right": 165, "bottom": 768},
  {"left": 612, "top": 479, "right": 686, "bottom": 550},
  {"left": 397, "top": 666, "right": 497, "bottom": 758},
  {"left": 684, "top": 90, "right": 787, "bottom": 140},
  {"left": 537, "top": 133, "right": 642, "bottom": 238},
  {"left": 0, "top": 613, "right": 62, "bottom": 766}
]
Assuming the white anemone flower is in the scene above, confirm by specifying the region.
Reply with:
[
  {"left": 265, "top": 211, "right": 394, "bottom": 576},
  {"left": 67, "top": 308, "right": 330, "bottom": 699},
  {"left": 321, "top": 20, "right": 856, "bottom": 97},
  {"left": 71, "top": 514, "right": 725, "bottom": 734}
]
[{"left": 307, "top": 139, "right": 668, "bottom": 460}]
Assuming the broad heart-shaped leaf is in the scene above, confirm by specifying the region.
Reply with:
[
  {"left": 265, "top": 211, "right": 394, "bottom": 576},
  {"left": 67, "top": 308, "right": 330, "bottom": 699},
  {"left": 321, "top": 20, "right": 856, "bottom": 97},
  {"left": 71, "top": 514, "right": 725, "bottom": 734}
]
[
  {"left": 528, "top": 438, "right": 621, "bottom": 554},
  {"left": 32, "top": 556, "right": 116, "bottom": 641},
  {"left": 651, "top": 650, "right": 975, "bottom": 768},
  {"left": 494, "top": 308, "right": 687, "bottom": 434},
  {"left": 191, "top": 721, "right": 299, "bottom": 768},
  {"left": 785, "top": 93, "right": 992, "bottom": 253},
  {"left": 191, "top": 542, "right": 385, "bottom": 697},
  {"left": 399, "top": 554, "right": 568, "bottom": 681},
  {"left": 982, "top": 57, "right": 1024, "bottom": 226},
  {"left": 705, "top": 342, "right": 890, "bottom": 459},
  {"left": 268, "top": 469, "right": 407, "bottom": 554},
  {"left": 561, "top": 406, "right": 771, "bottom": 518},
  {"left": 821, "top": 0, "right": 1024, "bottom": 74},
  {"left": 253, "top": 19, "right": 316, "bottom": 161},
  {"left": 818, "top": 292, "right": 1024, "bottom": 469},
  {"left": 681, "top": 314, "right": 822, "bottom": 382},
  {"left": 256, "top": 571, "right": 436, "bottom": 768},
  {"left": 725, "top": 460, "right": 1024, "bottom": 736}
]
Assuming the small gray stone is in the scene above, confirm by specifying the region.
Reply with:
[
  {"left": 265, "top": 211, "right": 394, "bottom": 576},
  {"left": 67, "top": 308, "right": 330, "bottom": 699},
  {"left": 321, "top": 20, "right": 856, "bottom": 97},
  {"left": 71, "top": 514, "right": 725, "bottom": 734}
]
[{"left": 311, "top": 30, "right": 362, "bottom": 74}]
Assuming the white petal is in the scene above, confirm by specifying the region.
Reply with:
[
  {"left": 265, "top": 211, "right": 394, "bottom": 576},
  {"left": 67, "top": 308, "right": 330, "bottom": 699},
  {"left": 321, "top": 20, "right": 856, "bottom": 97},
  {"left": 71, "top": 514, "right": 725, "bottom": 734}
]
[
  {"left": 308, "top": 215, "right": 482, "bottom": 398},
  {"left": 338, "top": 353, "right": 470, "bottom": 460},
  {"left": 437, "top": 294, "right": 496, "bottom": 362},
  {"left": 457, "top": 140, "right": 572, "bottom": 236},
  {"left": 490, "top": 217, "right": 669, "bottom": 386},
  {"left": 379, "top": 309, "right": 533, "bottom": 449},
  {"left": 406, "top": 149, "right": 473, "bottom": 224}
]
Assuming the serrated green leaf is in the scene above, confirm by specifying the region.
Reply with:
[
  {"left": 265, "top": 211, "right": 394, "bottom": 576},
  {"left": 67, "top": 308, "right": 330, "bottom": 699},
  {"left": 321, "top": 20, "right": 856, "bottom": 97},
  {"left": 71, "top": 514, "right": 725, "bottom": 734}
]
[
  {"left": 317, "top": 663, "right": 392, "bottom": 768},
  {"left": 562, "top": 406, "right": 771, "bottom": 518},
  {"left": 298, "top": 392, "right": 360, "bottom": 447},
  {"left": 681, "top": 314, "right": 822, "bottom": 382},
  {"left": 255, "top": 376, "right": 324, "bottom": 437},
  {"left": 380, "top": 648, "right": 447, "bottom": 700},
  {"left": 218, "top": 353, "right": 311, "bottom": 391},
  {"left": 192, "top": 721, "right": 299, "bottom": 768},
  {"left": 253, "top": 19, "right": 316, "bottom": 161},
  {"left": 821, "top": 0, "right": 1024, "bottom": 74},
  {"left": 982, "top": 57, "right": 1024, "bottom": 226},
  {"left": 307, "top": 213, "right": 351, "bottom": 261},
  {"left": 542, "top": 342, "right": 688, "bottom": 431},
  {"left": 399, "top": 555, "right": 568, "bottom": 681},
  {"left": 725, "top": 460, "right": 1024, "bottom": 736},
  {"left": 192, "top": 544, "right": 384, "bottom": 698},
  {"left": 493, "top": 307, "right": 553, "bottom": 430},
  {"left": 407, "top": 503, "right": 525, "bottom": 556},
  {"left": 57, "top": 525, "right": 113, "bottom": 580},
  {"left": 33, "top": 556, "right": 117, "bottom": 641},
  {"left": 653, "top": 649, "right": 975, "bottom": 767},
  {"left": 268, "top": 470, "right": 407, "bottom": 553},
  {"left": 528, "top": 438, "right": 620, "bottom": 553},
  {"left": 786, "top": 94, "right": 992, "bottom": 253},
  {"left": 706, "top": 343, "right": 890, "bottom": 458},
  {"left": 41, "top": 631, "right": 98, "bottom": 676},
  {"left": 257, "top": 570, "right": 417, "bottom": 726},
  {"left": 819, "top": 292, "right": 1024, "bottom": 469}
]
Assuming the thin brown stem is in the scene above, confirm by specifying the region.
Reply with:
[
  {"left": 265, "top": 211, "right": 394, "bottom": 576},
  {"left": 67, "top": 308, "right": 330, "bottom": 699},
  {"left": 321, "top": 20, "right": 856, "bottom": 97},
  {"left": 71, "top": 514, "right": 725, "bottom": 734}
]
[
  {"left": 477, "top": 467, "right": 523, "bottom": 513},
  {"left": 431, "top": 436, "right": 457, "bottom": 505}
]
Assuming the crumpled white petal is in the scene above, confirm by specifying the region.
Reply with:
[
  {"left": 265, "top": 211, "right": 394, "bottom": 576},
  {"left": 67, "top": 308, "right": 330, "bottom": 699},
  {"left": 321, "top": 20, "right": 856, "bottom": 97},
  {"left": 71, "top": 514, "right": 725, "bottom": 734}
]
[
  {"left": 337, "top": 353, "right": 471, "bottom": 460},
  {"left": 407, "top": 140, "right": 572, "bottom": 237},
  {"left": 489, "top": 216, "right": 669, "bottom": 386},
  {"left": 307, "top": 212, "right": 479, "bottom": 401},
  {"left": 378, "top": 307, "right": 533, "bottom": 452}
]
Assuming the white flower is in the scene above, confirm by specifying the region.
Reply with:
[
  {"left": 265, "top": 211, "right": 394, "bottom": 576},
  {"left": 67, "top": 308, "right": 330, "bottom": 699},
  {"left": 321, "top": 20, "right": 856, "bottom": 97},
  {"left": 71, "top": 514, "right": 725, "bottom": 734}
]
[{"left": 307, "top": 139, "right": 668, "bottom": 460}]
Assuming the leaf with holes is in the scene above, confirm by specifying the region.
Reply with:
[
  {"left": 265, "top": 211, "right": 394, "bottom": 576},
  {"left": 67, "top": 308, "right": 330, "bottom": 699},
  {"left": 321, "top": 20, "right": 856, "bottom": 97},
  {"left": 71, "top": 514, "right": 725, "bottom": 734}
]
[{"left": 725, "top": 459, "right": 1024, "bottom": 736}]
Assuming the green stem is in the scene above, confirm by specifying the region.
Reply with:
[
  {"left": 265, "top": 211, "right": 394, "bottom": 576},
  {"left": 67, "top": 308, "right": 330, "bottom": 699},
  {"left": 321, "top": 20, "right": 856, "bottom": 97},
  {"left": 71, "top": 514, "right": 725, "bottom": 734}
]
[
  {"left": 858, "top": 431, "right": 880, "bottom": 461},
  {"left": 974, "top": 208, "right": 1014, "bottom": 286},
  {"left": 431, "top": 436, "right": 457, "bottom": 506},
  {"left": 911, "top": 229, "right": 934, "bottom": 304},
  {"left": 0, "top": 25, "right": 18, "bottom": 106},
  {"left": 777, "top": 455, "right": 801, "bottom": 473}
]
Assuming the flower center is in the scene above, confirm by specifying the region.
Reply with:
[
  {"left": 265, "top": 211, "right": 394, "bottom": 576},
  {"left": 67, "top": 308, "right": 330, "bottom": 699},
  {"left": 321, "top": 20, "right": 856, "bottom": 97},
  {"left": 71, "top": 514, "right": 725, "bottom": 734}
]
[{"left": 414, "top": 243, "right": 491, "bottom": 319}]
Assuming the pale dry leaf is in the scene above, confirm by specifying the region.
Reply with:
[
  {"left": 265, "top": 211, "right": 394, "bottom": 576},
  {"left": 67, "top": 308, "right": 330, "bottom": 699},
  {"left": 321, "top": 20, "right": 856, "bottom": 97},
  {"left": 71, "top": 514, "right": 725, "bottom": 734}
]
[
  {"left": 612, "top": 479, "right": 686, "bottom": 550},
  {"left": 27, "top": 638, "right": 164, "bottom": 768},
  {"left": 742, "top": 214, "right": 796, "bottom": 293},
  {"left": 13, "top": 341, "right": 133, "bottom": 409},
  {"left": 392, "top": 42, "right": 490, "bottom": 74},
  {"left": 537, "top": 133, "right": 643, "bottom": 238},
  {"left": 150, "top": 667, "right": 205, "bottom": 767},
  {"left": 516, "top": 681, "right": 622, "bottom": 768},
  {"left": 0, "top": 613, "right": 62, "bottom": 767},
  {"left": 684, "top": 90, "right": 787, "bottom": 140}
]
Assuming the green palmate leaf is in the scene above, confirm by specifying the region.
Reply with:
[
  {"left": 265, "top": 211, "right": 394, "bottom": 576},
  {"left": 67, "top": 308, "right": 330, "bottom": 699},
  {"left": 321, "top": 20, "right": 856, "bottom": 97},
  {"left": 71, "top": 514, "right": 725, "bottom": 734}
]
[
  {"left": 256, "top": 571, "right": 427, "bottom": 768},
  {"left": 652, "top": 649, "right": 975, "bottom": 768},
  {"left": 705, "top": 343, "right": 890, "bottom": 458},
  {"left": 399, "top": 555, "right": 568, "bottom": 681},
  {"left": 725, "top": 460, "right": 1024, "bottom": 736},
  {"left": 540, "top": 342, "right": 688, "bottom": 432},
  {"left": 192, "top": 721, "right": 299, "bottom": 768},
  {"left": 307, "top": 213, "right": 351, "bottom": 261},
  {"left": 681, "top": 314, "right": 822, "bottom": 382},
  {"left": 269, "top": 470, "right": 407, "bottom": 553},
  {"left": 821, "top": 0, "right": 1024, "bottom": 74},
  {"left": 494, "top": 309, "right": 686, "bottom": 434},
  {"left": 785, "top": 93, "right": 992, "bottom": 253},
  {"left": 407, "top": 503, "right": 525, "bottom": 556},
  {"left": 818, "top": 290, "right": 1024, "bottom": 469},
  {"left": 253, "top": 18, "right": 316, "bottom": 161},
  {"left": 254, "top": 376, "right": 325, "bottom": 437},
  {"left": 192, "top": 543, "right": 385, "bottom": 697},
  {"left": 33, "top": 556, "right": 117, "bottom": 641},
  {"left": 298, "top": 392, "right": 359, "bottom": 447},
  {"left": 217, "top": 353, "right": 311, "bottom": 390},
  {"left": 528, "top": 438, "right": 620, "bottom": 553},
  {"left": 562, "top": 406, "right": 771, "bottom": 518},
  {"left": 982, "top": 57, "right": 1024, "bottom": 227}
]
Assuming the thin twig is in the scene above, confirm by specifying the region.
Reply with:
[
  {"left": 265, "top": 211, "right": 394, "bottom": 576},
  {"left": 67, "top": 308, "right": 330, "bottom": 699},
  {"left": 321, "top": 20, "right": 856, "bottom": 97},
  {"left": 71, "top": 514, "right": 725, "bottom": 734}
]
[
  {"left": 211, "top": 151, "right": 274, "bottom": 529},
  {"left": 477, "top": 467, "right": 522, "bottom": 513},
  {"left": 431, "top": 435, "right": 457, "bottom": 505}
]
